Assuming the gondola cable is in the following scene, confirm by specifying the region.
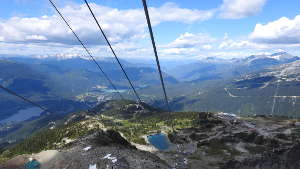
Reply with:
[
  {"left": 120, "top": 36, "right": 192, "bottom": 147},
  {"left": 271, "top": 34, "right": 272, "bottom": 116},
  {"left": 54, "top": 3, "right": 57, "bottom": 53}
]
[
  {"left": 0, "top": 84, "right": 54, "bottom": 115},
  {"left": 141, "top": 0, "right": 174, "bottom": 131},
  {"left": 49, "top": 0, "right": 124, "bottom": 100},
  {"left": 84, "top": 0, "right": 143, "bottom": 104}
]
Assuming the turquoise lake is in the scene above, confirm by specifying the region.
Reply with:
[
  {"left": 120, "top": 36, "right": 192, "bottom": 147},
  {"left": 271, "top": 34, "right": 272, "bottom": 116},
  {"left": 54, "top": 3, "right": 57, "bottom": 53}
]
[{"left": 147, "top": 133, "right": 170, "bottom": 150}]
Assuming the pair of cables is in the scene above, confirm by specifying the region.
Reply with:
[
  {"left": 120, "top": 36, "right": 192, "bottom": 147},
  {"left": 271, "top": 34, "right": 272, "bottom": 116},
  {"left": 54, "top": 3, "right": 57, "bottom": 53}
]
[{"left": 0, "top": 0, "right": 172, "bottom": 128}]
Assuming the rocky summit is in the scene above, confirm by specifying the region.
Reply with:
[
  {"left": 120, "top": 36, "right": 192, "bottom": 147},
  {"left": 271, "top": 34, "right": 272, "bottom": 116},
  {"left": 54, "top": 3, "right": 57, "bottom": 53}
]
[
  {"left": 1, "top": 101, "right": 300, "bottom": 169},
  {"left": 167, "top": 112, "right": 300, "bottom": 169},
  {"left": 0, "top": 130, "right": 168, "bottom": 169}
]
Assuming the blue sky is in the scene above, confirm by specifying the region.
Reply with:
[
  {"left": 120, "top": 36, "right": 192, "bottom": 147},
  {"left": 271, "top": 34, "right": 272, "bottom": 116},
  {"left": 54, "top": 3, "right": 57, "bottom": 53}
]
[{"left": 0, "top": 0, "right": 300, "bottom": 60}]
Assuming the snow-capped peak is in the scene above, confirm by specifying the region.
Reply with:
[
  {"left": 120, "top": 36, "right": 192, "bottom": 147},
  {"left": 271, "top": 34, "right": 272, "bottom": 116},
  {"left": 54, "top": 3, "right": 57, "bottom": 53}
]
[
  {"left": 36, "top": 53, "right": 89, "bottom": 60},
  {"left": 243, "top": 52, "right": 298, "bottom": 63},
  {"left": 269, "top": 52, "right": 294, "bottom": 60}
]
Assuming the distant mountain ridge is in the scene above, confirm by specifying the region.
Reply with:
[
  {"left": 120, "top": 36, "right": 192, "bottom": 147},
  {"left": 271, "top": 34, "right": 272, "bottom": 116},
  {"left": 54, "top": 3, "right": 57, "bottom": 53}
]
[
  {"left": 0, "top": 56, "right": 178, "bottom": 125},
  {"left": 1, "top": 52, "right": 300, "bottom": 127},
  {"left": 164, "top": 57, "right": 300, "bottom": 117},
  {"left": 168, "top": 52, "right": 300, "bottom": 82}
]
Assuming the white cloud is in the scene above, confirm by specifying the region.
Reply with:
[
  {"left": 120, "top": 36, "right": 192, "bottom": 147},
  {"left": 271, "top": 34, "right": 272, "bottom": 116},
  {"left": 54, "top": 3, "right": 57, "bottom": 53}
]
[
  {"left": 159, "top": 32, "right": 216, "bottom": 57},
  {"left": 158, "top": 32, "right": 299, "bottom": 59},
  {"left": 219, "top": 39, "right": 267, "bottom": 50},
  {"left": 210, "top": 51, "right": 249, "bottom": 58},
  {"left": 158, "top": 32, "right": 270, "bottom": 59},
  {"left": 249, "top": 15, "right": 300, "bottom": 44},
  {"left": 166, "top": 32, "right": 215, "bottom": 48},
  {"left": 149, "top": 3, "right": 215, "bottom": 24},
  {"left": 0, "top": 42, "right": 86, "bottom": 56},
  {"left": 202, "top": 44, "right": 213, "bottom": 50},
  {"left": 219, "top": 0, "right": 267, "bottom": 19},
  {"left": 25, "top": 35, "right": 48, "bottom": 41},
  {"left": 161, "top": 47, "right": 198, "bottom": 55},
  {"left": 0, "top": 16, "right": 76, "bottom": 44},
  {"left": 3, "top": 1, "right": 300, "bottom": 60},
  {"left": 0, "top": 2, "right": 214, "bottom": 45},
  {"left": 36, "top": 53, "right": 85, "bottom": 60}
]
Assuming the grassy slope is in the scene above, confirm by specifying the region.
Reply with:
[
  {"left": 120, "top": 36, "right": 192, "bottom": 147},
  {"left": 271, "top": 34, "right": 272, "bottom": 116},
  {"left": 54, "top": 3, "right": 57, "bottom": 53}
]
[{"left": 0, "top": 103, "right": 200, "bottom": 163}]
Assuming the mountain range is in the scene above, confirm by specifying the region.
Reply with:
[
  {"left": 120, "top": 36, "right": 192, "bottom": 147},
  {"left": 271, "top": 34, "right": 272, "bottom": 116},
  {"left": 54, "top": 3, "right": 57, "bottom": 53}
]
[
  {"left": 1, "top": 51, "right": 300, "bottom": 142},
  {"left": 0, "top": 56, "right": 177, "bottom": 121},
  {"left": 159, "top": 52, "right": 300, "bottom": 117},
  {"left": 1, "top": 51, "right": 300, "bottom": 164},
  {"left": 2, "top": 100, "right": 300, "bottom": 169}
]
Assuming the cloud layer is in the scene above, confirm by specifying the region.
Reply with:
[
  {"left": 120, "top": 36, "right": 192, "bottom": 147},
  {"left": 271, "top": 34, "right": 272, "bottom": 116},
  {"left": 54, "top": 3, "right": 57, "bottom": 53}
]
[
  {"left": 1, "top": 1, "right": 299, "bottom": 60},
  {"left": 0, "top": 2, "right": 214, "bottom": 45}
]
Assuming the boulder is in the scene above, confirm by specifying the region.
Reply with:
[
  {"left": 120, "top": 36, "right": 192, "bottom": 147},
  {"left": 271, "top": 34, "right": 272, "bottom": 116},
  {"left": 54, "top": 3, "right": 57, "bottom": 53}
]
[
  {"left": 189, "top": 133, "right": 209, "bottom": 141},
  {"left": 168, "top": 133, "right": 190, "bottom": 144},
  {"left": 254, "top": 135, "right": 265, "bottom": 145},
  {"left": 93, "top": 130, "right": 136, "bottom": 149},
  {"left": 286, "top": 143, "right": 300, "bottom": 169},
  {"left": 234, "top": 131, "right": 257, "bottom": 142}
]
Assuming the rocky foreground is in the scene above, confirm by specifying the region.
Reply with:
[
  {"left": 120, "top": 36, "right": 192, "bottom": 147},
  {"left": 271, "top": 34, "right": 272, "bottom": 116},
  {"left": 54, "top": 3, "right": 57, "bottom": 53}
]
[
  {"left": 1, "top": 101, "right": 300, "bottom": 169},
  {"left": 167, "top": 113, "right": 300, "bottom": 169},
  {"left": 1, "top": 130, "right": 169, "bottom": 169}
]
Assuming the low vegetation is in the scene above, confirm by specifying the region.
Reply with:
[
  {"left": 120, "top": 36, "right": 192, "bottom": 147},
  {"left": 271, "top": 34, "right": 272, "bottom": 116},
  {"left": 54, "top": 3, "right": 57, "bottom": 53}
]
[{"left": 0, "top": 103, "right": 200, "bottom": 163}]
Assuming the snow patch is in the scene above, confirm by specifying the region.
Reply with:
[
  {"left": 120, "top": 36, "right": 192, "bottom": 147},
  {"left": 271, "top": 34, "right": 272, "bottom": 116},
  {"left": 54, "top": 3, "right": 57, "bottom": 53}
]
[
  {"left": 83, "top": 146, "right": 92, "bottom": 151},
  {"left": 183, "top": 158, "right": 188, "bottom": 164},
  {"left": 102, "top": 154, "right": 118, "bottom": 164},
  {"left": 89, "top": 164, "right": 97, "bottom": 169},
  {"left": 224, "top": 88, "right": 240, "bottom": 98}
]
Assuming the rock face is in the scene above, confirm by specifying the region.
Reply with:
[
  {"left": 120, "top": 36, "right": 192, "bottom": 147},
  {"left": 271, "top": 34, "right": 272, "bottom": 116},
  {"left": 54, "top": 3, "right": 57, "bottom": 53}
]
[
  {"left": 93, "top": 130, "right": 135, "bottom": 149},
  {"left": 2, "top": 101, "right": 300, "bottom": 169},
  {"left": 221, "top": 144, "right": 300, "bottom": 169},
  {"left": 169, "top": 113, "right": 300, "bottom": 169},
  {"left": 0, "top": 130, "right": 169, "bottom": 169}
]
